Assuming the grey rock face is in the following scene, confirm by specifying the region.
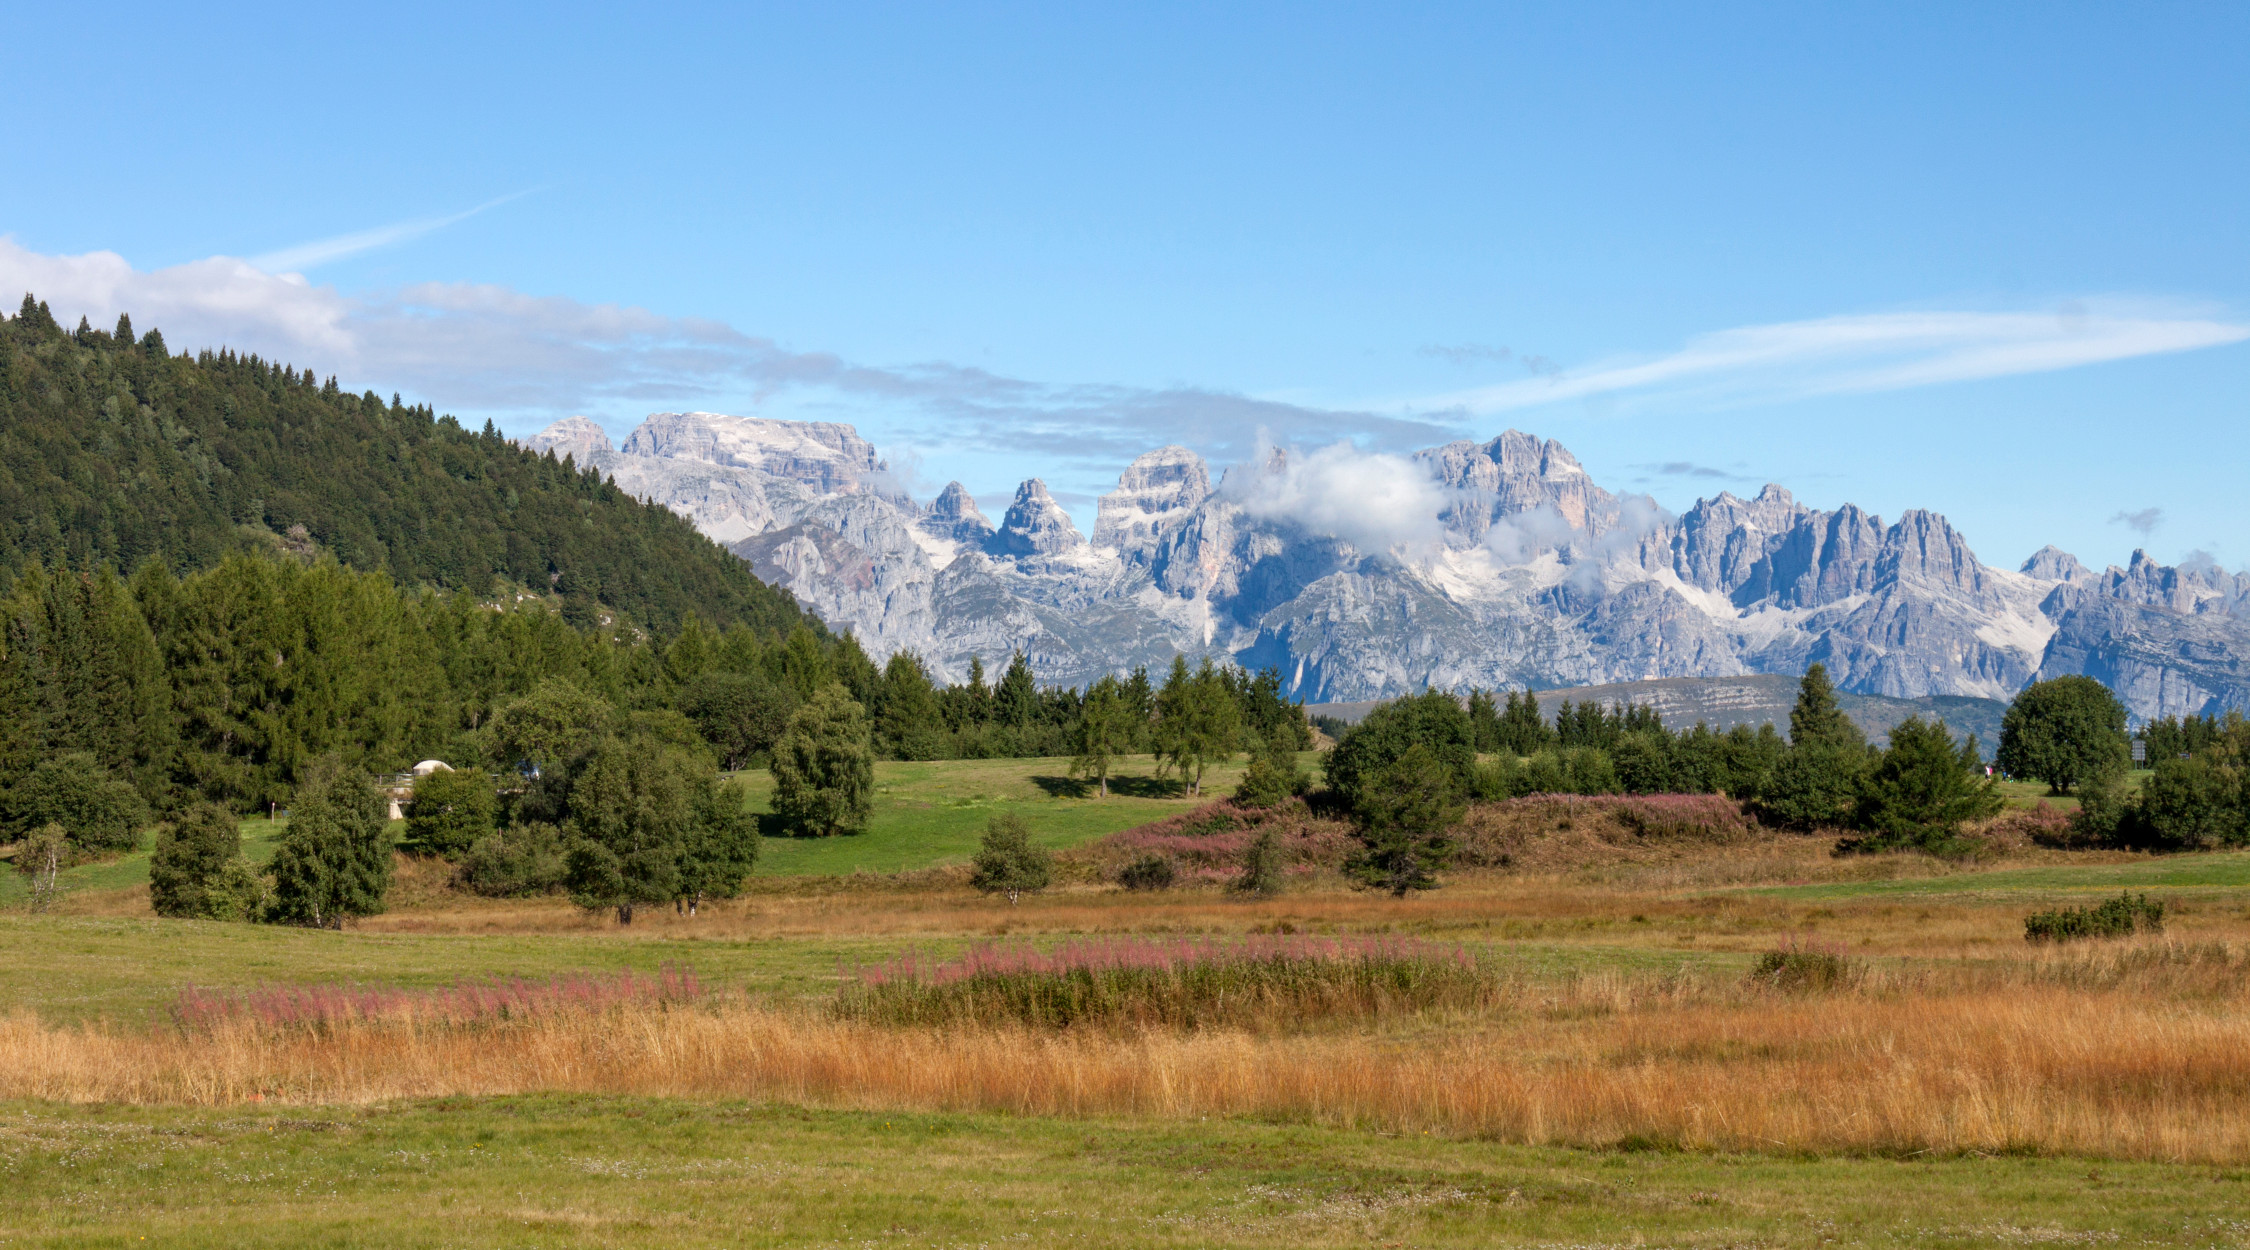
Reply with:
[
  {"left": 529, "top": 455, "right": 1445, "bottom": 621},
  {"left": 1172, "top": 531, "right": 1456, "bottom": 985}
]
[
  {"left": 622, "top": 411, "right": 885, "bottom": 495},
  {"left": 522, "top": 415, "right": 614, "bottom": 461},
  {"left": 921, "top": 481, "right": 996, "bottom": 545},
  {"left": 537, "top": 413, "right": 2247, "bottom": 722},
  {"left": 986, "top": 479, "right": 1086, "bottom": 558}
]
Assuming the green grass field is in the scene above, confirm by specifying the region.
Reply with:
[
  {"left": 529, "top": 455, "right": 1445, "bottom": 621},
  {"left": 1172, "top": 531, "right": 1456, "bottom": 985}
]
[
  {"left": 740, "top": 752, "right": 1281, "bottom": 876},
  {"left": 3, "top": 1096, "right": 2239, "bottom": 1249}
]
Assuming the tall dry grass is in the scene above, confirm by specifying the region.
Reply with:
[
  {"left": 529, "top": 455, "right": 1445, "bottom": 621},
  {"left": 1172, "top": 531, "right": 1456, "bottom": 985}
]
[{"left": 7, "top": 939, "right": 2250, "bottom": 1162}]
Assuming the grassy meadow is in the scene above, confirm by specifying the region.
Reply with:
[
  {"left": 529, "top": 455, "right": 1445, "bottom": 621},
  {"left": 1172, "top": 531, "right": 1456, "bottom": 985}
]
[{"left": 5, "top": 757, "right": 2250, "bottom": 1245}]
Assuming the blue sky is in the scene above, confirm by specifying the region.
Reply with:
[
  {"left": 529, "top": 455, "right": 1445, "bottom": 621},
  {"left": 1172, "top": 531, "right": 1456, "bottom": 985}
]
[{"left": 3, "top": 3, "right": 2245, "bottom": 572}]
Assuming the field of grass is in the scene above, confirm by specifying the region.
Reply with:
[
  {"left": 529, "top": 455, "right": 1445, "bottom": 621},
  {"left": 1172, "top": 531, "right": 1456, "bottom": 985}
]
[
  {"left": 6, "top": 1096, "right": 2243, "bottom": 1249},
  {"left": 739, "top": 751, "right": 1287, "bottom": 875},
  {"left": 8, "top": 756, "right": 2250, "bottom": 1244}
]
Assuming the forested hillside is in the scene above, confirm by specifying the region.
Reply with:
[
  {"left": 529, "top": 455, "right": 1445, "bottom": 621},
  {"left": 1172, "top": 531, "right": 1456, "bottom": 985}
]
[{"left": 0, "top": 295, "right": 809, "bottom": 635}]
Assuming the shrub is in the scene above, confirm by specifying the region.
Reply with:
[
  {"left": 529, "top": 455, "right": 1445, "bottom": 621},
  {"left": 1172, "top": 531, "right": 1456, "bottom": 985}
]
[
  {"left": 459, "top": 823, "right": 568, "bottom": 897},
  {"left": 970, "top": 812, "right": 1051, "bottom": 903},
  {"left": 1233, "top": 738, "right": 1306, "bottom": 809},
  {"left": 149, "top": 802, "right": 244, "bottom": 919},
  {"left": 1749, "top": 937, "right": 1856, "bottom": 991},
  {"left": 1233, "top": 829, "right": 1284, "bottom": 897},
  {"left": 1116, "top": 853, "right": 1176, "bottom": 892},
  {"left": 2024, "top": 893, "right": 2166, "bottom": 943},
  {"left": 2138, "top": 752, "right": 2245, "bottom": 848},
  {"left": 13, "top": 752, "right": 149, "bottom": 852},
  {"left": 13, "top": 823, "right": 65, "bottom": 912},
  {"left": 404, "top": 767, "right": 496, "bottom": 857}
]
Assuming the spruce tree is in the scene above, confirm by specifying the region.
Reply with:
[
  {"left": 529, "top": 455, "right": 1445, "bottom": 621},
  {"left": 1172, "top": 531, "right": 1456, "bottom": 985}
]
[
  {"left": 1789, "top": 664, "right": 1862, "bottom": 748},
  {"left": 1852, "top": 717, "right": 2005, "bottom": 849},
  {"left": 874, "top": 652, "right": 948, "bottom": 761},
  {"left": 994, "top": 651, "right": 1039, "bottom": 729},
  {"left": 1348, "top": 744, "right": 1464, "bottom": 897}
]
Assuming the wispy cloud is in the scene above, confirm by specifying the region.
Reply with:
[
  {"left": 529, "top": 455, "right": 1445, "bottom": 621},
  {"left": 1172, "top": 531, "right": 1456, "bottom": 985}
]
[
  {"left": 0, "top": 238, "right": 1459, "bottom": 474},
  {"left": 249, "top": 191, "right": 538, "bottom": 273},
  {"left": 2111, "top": 507, "right": 2164, "bottom": 536},
  {"left": 1423, "top": 305, "right": 2250, "bottom": 417}
]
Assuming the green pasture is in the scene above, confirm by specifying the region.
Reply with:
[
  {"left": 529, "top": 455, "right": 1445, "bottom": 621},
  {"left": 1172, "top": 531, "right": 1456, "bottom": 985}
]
[
  {"left": 2, "top": 1095, "right": 2239, "bottom": 1249},
  {"left": 741, "top": 752, "right": 1296, "bottom": 876}
]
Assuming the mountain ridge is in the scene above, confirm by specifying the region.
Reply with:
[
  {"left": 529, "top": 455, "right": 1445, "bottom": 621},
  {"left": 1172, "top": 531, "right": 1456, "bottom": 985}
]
[{"left": 535, "top": 410, "right": 2250, "bottom": 721}]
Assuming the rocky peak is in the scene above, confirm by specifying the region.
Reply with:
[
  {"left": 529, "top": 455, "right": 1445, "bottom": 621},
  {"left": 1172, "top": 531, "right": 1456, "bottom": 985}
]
[
  {"left": 1876, "top": 510, "right": 1988, "bottom": 598},
  {"left": 1093, "top": 446, "right": 1211, "bottom": 560},
  {"left": 620, "top": 412, "right": 883, "bottom": 494},
  {"left": 1662, "top": 485, "right": 1813, "bottom": 593},
  {"left": 921, "top": 481, "right": 996, "bottom": 545},
  {"left": 2021, "top": 545, "right": 2091, "bottom": 583},
  {"left": 523, "top": 416, "right": 614, "bottom": 462},
  {"left": 1417, "top": 430, "right": 1616, "bottom": 543},
  {"left": 987, "top": 479, "right": 1085, "bottom": 558}
]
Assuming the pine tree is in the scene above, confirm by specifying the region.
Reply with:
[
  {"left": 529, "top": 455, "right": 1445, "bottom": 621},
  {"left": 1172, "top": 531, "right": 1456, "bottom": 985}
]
[
  {"left": 1466, "top": 688, "right": 1501, "bottom": 753},
  {"left": 874, "top": 652, "right": 948, "bottom": 761},
  {"left": 1153, "top": 658, "right": 1241, "bottom": 797},
  {"left": 1852, "top": 716, "right": 2005, "bottom": 849}
]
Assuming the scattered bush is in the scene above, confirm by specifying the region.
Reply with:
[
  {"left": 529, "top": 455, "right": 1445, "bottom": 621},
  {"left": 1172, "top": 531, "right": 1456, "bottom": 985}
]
[
  {"left": 13, "top": 823, "right": 65, "bottom": 911},
  {"left": 2024, "top": 893, "right": 2166, "bottom": 943},
  {"left": 149, "top": 802, "right": 252, "bottom": 919},
  {"left": 837, "top": 935, "right": 1492, "bottom": 1030},
  {"left": 1116, "top": 853, "right": 1176, "bottom": 892},
  {"left": 1749, "top": 937, "right": 1856, "bottom": 991},
  {"left": 403, "top": 767, "right": 496, "bottom": 857},
  {"left": 1233, "top": 829, "right": 1284, "bottom": 897},
  {"left": 970, "top": 812, "right": 1051, "bottom": 903},
  {"left": 458, "top": 823, "right": 568, "bottom": 896}
]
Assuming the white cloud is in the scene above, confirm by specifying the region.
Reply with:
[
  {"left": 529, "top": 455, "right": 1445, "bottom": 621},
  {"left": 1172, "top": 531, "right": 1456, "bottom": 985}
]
[
  {"left": 250, "top": 191, "right": 536, "bottom": 273},
  {"left": 0, "top": 238, "right": 1460, "bottom": 471},
  {"left": 1223, "top": 440, "right": 1448, "bottom": 555},
  {"left": 1426, "top": 305, "right": 2250, "bottom": 417}
]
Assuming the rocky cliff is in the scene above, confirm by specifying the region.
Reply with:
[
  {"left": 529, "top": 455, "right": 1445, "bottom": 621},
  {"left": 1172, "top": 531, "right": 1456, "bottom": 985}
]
[{"left": 526, "top": 413, "right": 2247, "bottom": 721}]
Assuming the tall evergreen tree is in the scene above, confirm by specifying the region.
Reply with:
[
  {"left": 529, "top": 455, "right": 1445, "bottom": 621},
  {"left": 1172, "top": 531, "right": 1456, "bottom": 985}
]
[
  {"left": 874, "top": 652, "right": 948, "bottom": 761},
  {"left": 1789, "top": 664, "right": 1862, "bottom": 748},
  {"left": 1070, "top": 675, "right": 1132, "bottom": 797},
  {"left": 994, "top": 651, "right": 1039, "bottom": 729}
]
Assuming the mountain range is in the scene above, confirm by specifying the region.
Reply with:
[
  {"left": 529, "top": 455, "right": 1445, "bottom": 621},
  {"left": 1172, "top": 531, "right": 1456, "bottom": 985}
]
[{"left": 528, "top": 411, "right": 2250, "bottom": 723}]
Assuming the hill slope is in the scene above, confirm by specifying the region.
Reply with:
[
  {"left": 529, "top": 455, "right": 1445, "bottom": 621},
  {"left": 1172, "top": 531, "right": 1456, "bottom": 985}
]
[{"left": 0, "top": 297, "right": 811, "bottom": 635}]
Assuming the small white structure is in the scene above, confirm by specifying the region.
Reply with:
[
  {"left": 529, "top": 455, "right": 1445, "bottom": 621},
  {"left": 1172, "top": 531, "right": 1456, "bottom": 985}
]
[{"left": 386, "top": 760, "right": 457, "bottom": 820}]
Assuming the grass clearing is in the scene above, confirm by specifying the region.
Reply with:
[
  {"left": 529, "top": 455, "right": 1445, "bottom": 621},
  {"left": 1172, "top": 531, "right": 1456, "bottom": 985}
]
[
  {"left": 741, "top": 752, "right": 1284, "bottom": 875},
  {"left": 5, "top": 1096, "right": 2240, "bottom": 1249},
  {"left": 1745, "top": 849, "right": 2250, "bottom": 900}
]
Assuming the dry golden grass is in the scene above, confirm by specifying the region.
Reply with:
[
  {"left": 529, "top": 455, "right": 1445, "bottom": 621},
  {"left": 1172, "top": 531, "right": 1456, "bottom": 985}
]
[{"left": 6, "top": 938, "right": 2248, "bottom": 1162}]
